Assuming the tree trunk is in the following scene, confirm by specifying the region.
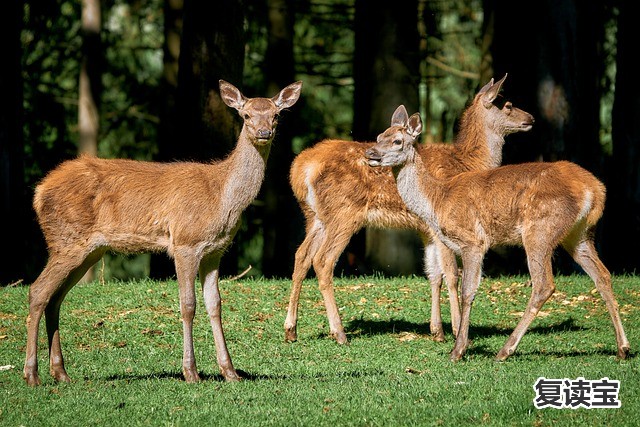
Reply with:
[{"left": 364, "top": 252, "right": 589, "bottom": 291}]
[
  {"left": 78, "top": 0, "right": 102, "bottom": 283},
  {"left": 604, "top": 0, "right": 640, "bottom": 274},
  {"left": 78, "top": 0, "right": 102, "bottom": 157},
  {"left": 0, "top": 0, "right": 26, "bottom": 285},
  {"left": 261, "top": 0, "right": 301, "bottom": 278},
  {"left": 353, "top": 0, "right": 423, "bottom": 276}
]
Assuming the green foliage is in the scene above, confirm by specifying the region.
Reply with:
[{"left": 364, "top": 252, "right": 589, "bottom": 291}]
[
  {"left": 100, "top": 0, "right": 164, "bottom": 161},
  {"left": 1, "top": 275, "right": 638, "bottom": 425},
  {"left": 420, "top": 0, "right": 484, "bottom": 143}
]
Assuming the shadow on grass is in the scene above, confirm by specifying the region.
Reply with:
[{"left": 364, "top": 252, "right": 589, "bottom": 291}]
[
  {"left": 342, "top": 317, "right": 588, "bottom": 340},
  {"left": 105, "top": 368, "right": 384, "bottom": 383},
  {"left": 465, "top": 342, "right": 636, "bottom": 359}
]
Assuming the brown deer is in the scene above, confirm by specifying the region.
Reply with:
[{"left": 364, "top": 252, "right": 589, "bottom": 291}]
[
  {"left": 285, "top": 75, "right": 534, "bottom": 344},
  {"left": 364, "top": 106, "right": 630, "bottom": 361},
  {"left": 23, "top": 79, "right": 303, "bottom": 386}
]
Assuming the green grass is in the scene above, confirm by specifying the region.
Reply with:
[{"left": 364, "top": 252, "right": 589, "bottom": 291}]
[{"left": 1, "top": 274, "right": 638, "bottom": 426}]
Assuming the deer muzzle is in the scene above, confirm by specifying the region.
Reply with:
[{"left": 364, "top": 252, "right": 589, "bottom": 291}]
[{"left": 364, "top": 147, "right": 383, "bottom": 167}]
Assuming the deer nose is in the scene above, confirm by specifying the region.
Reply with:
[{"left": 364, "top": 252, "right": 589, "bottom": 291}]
[
  {"left": 257, "top": 129, "right": 272, "bottom": 139},
  {"left": 364, "top": 148, "right": 380, "bottom": 160}
]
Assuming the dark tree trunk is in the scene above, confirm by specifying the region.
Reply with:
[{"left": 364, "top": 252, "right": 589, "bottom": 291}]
[
  {"left": 261, "top": 0, "right": 301, "bottom": 278},
  {"left": 0, "top": 0, "right": 26, "bottom": 285},
  {"left": 603, "top": 0, "right": 640, "bottom": 274},
  {"left": 353, "top": 0, "right": 423, "bottom": 276},
  {"left": 78, "top": 0, "right": 102, "bottom": 157}
]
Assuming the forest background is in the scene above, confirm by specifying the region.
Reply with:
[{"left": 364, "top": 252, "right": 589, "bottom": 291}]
[{"left": 1, "top": 0, "right": 639, "bottom": 285}]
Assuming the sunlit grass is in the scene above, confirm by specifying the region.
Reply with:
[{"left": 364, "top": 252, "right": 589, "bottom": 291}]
[{"left": 1, "top": 274, "right": 638, "bottom": 426}]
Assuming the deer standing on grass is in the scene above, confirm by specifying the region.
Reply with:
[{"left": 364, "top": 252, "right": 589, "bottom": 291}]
[
  {"left": 364, "top": 106, "right": 630, "bottom": 361},
  {"left": 285, "top": 75, "right": 534, "bottom": 344},
  {"left": 23, "top": 79, "right": 303, "bottom": 386}
]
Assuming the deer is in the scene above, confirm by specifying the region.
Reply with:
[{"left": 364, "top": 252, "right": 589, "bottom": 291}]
[
  {"left": 285, "top": 74, "right": 534, "bottom": 344},
  {"left": 364, "top": 106, "right": 630, "bottom": 362},
  {"left": 23, "top": 79, "right": 303, "bottom": 386}
]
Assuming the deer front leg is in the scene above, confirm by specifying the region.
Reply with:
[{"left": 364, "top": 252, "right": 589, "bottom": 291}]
[
  {"left": 175, "top": 252, "right": 201, "bottom": 383},
  {"left": 438, "top": 242, "right": 461, "bottom": 338},
  {"left": 450, "top": 250, "right": 483, "bottom": 362},
  {"left": 424, "top": 241, "right": 445, "bottom": 342},
  {"left": 425, "top": 238, "right": 460, "bottom": 340},
  {"left": 200, "top": 254, "right": 241, "bottom": 382}
]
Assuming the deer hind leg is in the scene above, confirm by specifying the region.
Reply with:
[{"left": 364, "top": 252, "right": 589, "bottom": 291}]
[
  {"left": 200, "top": 253, "right": 241, "bottom": 382},
  {"left": 426, "top": 237, "right": 460, "bottom": 340},
  {"left": 450, "top": 249, "right": 484, "bottom": 362},
  {"left": 312, "top": 223, "right": 359, "bottom": 344},
  {"left": 566, "top": 238, "right": 630, "bottom": 359},
  {"left": 24, "top": 248, "right": 104, "bottom": 386},
  {"left": 174, "top": 249, "right": 201, "bottom": 383},
  {"left": 285, "top": 218, "right": 325, "bottom": 342},
  {"left": 495, "top": 245, "right": 556, "bottom": 361}
]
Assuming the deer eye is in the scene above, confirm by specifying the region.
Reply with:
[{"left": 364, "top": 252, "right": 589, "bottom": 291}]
[
  {"left": 244, "top": 113, "right": 250, "bottom": 120},
  {"left": 393, "top": 139, "right": 402, "bottom": 145},
  {"left": 504, "top": 102, "right": 513, "bottom": 114}
]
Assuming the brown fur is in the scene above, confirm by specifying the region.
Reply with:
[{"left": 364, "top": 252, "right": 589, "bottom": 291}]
[
  {"left": 23, "top": 80, "right": 302, "bottom": 386},
  {"left": 365, "top": 109, "right": 630, "bottom": 361},
  {"left": 285, "top": 75, "right": 534, "bottom": 343}
]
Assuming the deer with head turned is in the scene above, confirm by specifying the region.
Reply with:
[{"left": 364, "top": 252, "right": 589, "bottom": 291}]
[
  {"left": 23, "top": 79, "right": 303, "bottom": 386},
  {"left": 364, "top": 106, "right": 630, "bottom": 361},
  {"left": 285, "top": 74, "right": 534, "bottom": 344}
]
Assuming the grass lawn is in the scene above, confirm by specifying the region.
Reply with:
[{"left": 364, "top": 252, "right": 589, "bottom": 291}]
[{"left": 1, "top": 273, "right": 638, "bottom": 426}]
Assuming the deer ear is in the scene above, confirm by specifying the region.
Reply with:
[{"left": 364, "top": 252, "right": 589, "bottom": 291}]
[
  {"left": 482, "top": 73, "right": 508, "bottom": 107},
  {"left": 273, "top": 81, "right": 303, "bottom": 111},
  {"left": 219, "top": 80, "right": 248, "bottom": 111},
  {"left": 407, "top": 113, "right": 423, "bottom": 139},
  {"left": 391, "top": 105, "right": 409, "bottom": 126},
  {"left": 478, "top": 78, "right": 495, "bottom": 95}
]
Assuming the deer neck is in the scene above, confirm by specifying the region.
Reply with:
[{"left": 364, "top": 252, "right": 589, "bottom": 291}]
[
  {"left": 220, "top": 128, "right": 271, "bottom": 220},
  {"left": 455, "top": 111, "right": 505, "bottom": 170},
  {"left": 392, "top": 148, "right": 443, "bottom": 233}
]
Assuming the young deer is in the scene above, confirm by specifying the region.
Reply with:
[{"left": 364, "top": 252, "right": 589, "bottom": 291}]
[
  {"left": 365, "top": 107, "right": 630, "bottom": 361},
  {"left": 285, "top": 74, "right": 534, "bottom": 344},
  {"left": 23, "top": 80, "right": 303, "bottom": 386}
]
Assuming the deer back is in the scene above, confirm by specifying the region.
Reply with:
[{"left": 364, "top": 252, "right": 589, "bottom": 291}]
[
  {"left": 417, "top": 159, "right": 606, "bottom": 249},
  {"left": 290, "top": 139, "right": 433, "bottom": 232}
]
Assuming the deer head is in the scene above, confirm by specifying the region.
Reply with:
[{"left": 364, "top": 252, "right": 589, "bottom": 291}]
[
  {"left": 219, "top": 80, "right": 303, "bottom": 146},
  {"left": 365, "top": 105, "right": 423, "bottom": 168}
]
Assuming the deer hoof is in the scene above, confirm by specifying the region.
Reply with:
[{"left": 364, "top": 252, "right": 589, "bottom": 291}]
[
  {"left": 431, "top": 330, "right": 446, "bottom": 343},
  {"left": 617, "top": 346, "right": 630, "bottom": 360},
  {"left": 223, "top": 370, "right": 242, "bottom": 382},
  {"left": 284, "top": 329, "right": 298, "bottom": 343},
  {"left": 52, "top": 371, "right": 72, "bottom": 383},
  {"left": 333, "top": 331, "right": 348, "bottom": 345},
  {"left": 183, "top": 369, "right": 201, "bottom": 383},
  {"left": 449, "top": 349, "right": 464, "bottom": 362},
  {"left": 24, "top": 373, "right": 42, "bottom": 387}
]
